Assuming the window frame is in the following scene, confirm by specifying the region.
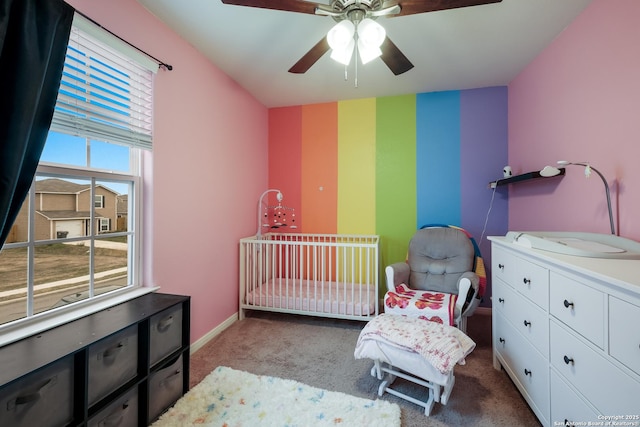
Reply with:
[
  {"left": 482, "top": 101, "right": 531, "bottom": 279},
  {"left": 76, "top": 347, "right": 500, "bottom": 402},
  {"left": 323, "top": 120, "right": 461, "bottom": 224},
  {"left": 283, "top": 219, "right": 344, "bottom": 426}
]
[
  {"left": 0, "top": 12, "right": 157, "bottom": 343},
  {"left": 95, "top": 194, "right": 105, "bottom": 209},
  {"left": 0, "top": 161, "right": 150, "bottom": 345}
]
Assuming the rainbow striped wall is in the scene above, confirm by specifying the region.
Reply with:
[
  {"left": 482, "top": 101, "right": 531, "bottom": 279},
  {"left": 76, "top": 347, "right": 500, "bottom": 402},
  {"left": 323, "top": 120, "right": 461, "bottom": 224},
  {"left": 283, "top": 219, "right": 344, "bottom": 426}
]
[{"left": 268, "top": 86, "right": 508, "bottom": 298}]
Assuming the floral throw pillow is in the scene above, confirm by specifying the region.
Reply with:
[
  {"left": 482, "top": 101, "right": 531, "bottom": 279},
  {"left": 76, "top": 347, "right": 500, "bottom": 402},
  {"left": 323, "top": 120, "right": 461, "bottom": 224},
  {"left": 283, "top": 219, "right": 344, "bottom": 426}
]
[{"left": 384, "top": 283, "right": 457, "bottom": 326}]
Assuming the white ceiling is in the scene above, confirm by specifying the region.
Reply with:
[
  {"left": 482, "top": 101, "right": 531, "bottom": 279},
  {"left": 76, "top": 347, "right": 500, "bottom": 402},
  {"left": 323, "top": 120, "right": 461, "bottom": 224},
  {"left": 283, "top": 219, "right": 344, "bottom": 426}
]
[{"left": 137, "top": 0, "right": 594, "bottom": 108}]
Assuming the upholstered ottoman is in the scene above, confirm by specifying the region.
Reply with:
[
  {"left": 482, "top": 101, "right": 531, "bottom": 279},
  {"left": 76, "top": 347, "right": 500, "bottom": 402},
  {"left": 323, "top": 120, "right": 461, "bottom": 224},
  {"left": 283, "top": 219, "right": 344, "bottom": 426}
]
[{"left": 354, "top": 313, "right": 475, "bottom": 415}]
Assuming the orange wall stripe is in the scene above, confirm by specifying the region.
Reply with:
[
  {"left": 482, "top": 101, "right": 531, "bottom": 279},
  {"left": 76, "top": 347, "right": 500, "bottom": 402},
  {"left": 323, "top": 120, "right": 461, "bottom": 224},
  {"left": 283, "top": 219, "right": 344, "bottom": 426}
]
[{"left": 301, "top": 103, "right": 338, "bottom": 234}]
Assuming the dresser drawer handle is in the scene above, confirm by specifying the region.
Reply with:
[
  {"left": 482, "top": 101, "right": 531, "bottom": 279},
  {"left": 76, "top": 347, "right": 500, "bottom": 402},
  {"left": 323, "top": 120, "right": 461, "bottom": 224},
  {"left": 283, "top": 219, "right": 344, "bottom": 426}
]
[
  {"left": 563, "top": 299, "right": 574, "bottom": 309},
  {"left": 499, "top": 337, "right": 505, "bottom": 344},
  {"left": 523, "top": 278, "right": 531, "bottom": 285},
  {"left": 498, "top": 298, "right": 504, "bottom": 303},
  {"left": 523, "top": 320, "right": 531, "bottom": 327},
  {"left": 498, "top": 263, "right": 504, "bottom": 270},
  {"left": 524, "top": 369, "right": 532, "bottom": 376},
  {"left": 563, "top": 355, "right": 574, "bottom": 365}
]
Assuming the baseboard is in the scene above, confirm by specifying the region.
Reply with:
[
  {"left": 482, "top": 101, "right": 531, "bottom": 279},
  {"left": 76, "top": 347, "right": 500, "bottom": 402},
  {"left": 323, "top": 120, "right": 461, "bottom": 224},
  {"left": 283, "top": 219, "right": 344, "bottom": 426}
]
[
  {"left": 190, "top": 312, "right": 238, "bottom": 355},
  {"left": 475, "top": 306, "right": 492, "bottom": 316}
]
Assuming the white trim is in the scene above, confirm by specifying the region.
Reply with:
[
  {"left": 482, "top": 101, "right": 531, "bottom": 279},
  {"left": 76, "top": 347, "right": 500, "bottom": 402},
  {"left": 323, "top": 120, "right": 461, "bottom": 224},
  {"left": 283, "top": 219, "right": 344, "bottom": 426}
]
[
  {"left": 0, "top": 286, "right": 157, "bottom": 348},
  {"left": 190, "top": 312, "right": 238, "bottom": 355}
]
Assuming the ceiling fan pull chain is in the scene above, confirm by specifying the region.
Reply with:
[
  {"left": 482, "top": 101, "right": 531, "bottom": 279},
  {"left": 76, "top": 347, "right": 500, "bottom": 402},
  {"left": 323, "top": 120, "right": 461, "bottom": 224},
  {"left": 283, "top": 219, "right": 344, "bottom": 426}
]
[{"left": 354, "top": 42, "right": 359, "bottom": 88}]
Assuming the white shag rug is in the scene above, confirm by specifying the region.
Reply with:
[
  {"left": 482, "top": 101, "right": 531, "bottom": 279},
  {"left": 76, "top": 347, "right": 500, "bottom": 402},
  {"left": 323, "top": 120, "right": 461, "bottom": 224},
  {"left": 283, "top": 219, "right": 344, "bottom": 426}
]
[{"left": 151, "top": 366, "right": 401, "bottom": 427}]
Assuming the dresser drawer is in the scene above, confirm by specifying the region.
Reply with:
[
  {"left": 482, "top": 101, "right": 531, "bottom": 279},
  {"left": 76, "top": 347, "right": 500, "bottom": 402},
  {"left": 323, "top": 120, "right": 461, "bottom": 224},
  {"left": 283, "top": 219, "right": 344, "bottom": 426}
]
[
  {"left": 492, "top": 246, "right": 512, "bottom": 284},
  {"left": 494, "top": 312, "right": 549, "bottom": 423},
  {"left": 88, "top": 325, "right": 139, "bottom": 406},
  {"left": 609, "top": 296, "right": 640, "bottom": 376},
  {"left": 550, "top": 272, "right": 604, "bottom": 348},
  {"left": 492, "top": 247, "right": 549, "bottom": 309},
  {"left": 148, "top": 354, "right": 184, "bottom": 422},
  {"left": 88, "top": 386, "right": 139, "bottom": 427},
  {"left": 149, "top": 304, "right": 183, "bottom": 366},
  {"left": 493, "top": 279, "right": 549, "bottom": 356},
  {"left": 0, "top": 356, "right": 74, "bottom": 427},
  {"left": 550, "top": 320, "right": 640, "bottom": 415},
  {"left": 550, "top": 370, "right": 599, "bottom": 426}
]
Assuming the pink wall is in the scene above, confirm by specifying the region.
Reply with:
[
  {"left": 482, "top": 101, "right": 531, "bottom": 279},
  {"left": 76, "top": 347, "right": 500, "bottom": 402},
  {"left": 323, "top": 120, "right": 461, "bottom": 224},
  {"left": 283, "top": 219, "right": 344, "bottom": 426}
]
[
  {"left": 66, "top": 0, "right": 268, "bottom": 343},
  {"left": 508, "top": 0, "right": 640, "bottom": 240}
]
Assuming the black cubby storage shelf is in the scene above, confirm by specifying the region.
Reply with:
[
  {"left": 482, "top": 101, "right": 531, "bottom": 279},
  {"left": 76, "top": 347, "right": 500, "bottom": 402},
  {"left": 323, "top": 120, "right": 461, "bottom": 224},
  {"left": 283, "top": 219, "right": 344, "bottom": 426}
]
[{"left": 0, "top": 292, "right": 190, "bottom": 427}]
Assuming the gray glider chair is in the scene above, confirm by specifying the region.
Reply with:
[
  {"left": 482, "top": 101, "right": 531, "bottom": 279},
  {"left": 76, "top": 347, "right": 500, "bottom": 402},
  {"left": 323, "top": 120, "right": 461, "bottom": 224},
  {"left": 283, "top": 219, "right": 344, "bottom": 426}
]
[{"left": 384, "top": 226, "right": 482, "bottom": 333}]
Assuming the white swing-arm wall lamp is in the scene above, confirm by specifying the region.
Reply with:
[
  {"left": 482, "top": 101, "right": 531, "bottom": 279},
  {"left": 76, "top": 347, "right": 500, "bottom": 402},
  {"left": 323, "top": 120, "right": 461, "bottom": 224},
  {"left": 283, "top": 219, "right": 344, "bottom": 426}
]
[{"left": 557, "top": 160, "right": 615, "bottom": 235}]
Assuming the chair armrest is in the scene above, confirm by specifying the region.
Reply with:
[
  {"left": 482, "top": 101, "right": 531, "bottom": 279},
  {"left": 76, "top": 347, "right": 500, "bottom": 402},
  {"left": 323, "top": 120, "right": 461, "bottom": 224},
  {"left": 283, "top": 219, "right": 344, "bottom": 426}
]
[
  {"left": 457, "top": 271, "right": 480, "bottom": 317},
  {"left": 385, "top": 263, "right": 410, "bottom": 292}
]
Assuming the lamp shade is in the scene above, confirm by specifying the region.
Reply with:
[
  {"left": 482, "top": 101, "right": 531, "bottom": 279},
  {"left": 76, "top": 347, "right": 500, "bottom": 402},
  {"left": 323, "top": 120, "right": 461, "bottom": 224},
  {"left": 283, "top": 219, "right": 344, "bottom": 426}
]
[
  {"left": 330, "top": 38, "right": 355, "bottom": 65},
  {"left": 356, "top": 18, "right": 385, "bottom": 64},
  {"left": 328, "top": 20, "right": 356, "bottom": 65},
  {"left": 327, "top": 20, "right": 355, "bottom": 51},
  {"left": 357, "top": 38, "right": 382, "bottom": 64},
  {"left": 358, "top": 18, "right": 385, "bottom": 47}
]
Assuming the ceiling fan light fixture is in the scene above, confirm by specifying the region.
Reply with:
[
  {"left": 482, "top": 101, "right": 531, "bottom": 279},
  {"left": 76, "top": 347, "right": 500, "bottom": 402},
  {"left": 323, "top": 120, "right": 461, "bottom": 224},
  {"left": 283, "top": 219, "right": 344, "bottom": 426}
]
[
  {"left": 330, "top": 38, "right": 355, "bottom": 65},
  {"left": 357, "top": 18, "right": 386, "bottom": 49},
  {"left": 357, "top": 38, "right": 382, "bottom": 64},
  {"left": 327, "top": 20, "right": 355, "bottom": 51}
]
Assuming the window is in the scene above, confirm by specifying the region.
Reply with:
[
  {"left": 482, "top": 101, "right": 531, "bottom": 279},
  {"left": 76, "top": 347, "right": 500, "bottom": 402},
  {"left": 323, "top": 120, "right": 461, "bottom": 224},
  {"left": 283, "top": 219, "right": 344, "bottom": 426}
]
[
  {"left": 99, "top": 217, "right": 110, "bottom": 233},
  {"left": 0, "top": 14, "right": 157, "bottom": 328}
]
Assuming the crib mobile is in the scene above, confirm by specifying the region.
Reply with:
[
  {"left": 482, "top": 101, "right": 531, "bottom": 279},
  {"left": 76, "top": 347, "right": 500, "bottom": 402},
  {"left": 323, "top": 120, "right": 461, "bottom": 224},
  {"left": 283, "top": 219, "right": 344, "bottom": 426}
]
[{"left": 257, "top": 188, "right": 297, "bottom": 236}]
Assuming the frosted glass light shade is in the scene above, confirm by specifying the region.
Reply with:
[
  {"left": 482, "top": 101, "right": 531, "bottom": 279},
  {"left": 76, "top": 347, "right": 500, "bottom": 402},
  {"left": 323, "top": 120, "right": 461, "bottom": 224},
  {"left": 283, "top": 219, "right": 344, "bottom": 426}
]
[
  {"left": 330, "top": 38, "right": 355, "bottom": 65},
  {"left": 327, "top": 20, "right": 355, "bottom": 50},
  {"left": 358, "top": 38, "right": 382, "bottom": 64},
  {"left": 358, "top": 18, "right": 385, "bottom": 48},
  {"left": 356, "top": 18, "right": 385, "bottom": 64},
  {"left": 328, "top": 20, "right": 356, "bottom": 65}
]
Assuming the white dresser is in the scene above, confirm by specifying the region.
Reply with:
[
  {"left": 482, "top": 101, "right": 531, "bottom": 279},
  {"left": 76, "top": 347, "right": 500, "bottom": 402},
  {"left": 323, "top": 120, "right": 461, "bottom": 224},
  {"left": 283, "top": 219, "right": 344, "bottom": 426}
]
[{"left": 489, "top": 236, "right": 640, "bottom": 427}]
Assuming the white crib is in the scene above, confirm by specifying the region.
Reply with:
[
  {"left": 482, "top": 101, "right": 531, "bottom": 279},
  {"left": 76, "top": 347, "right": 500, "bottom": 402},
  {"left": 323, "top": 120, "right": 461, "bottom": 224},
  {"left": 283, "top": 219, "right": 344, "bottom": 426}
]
[{"left": 239, "top": 233, "right": 379, "bottom": 321}]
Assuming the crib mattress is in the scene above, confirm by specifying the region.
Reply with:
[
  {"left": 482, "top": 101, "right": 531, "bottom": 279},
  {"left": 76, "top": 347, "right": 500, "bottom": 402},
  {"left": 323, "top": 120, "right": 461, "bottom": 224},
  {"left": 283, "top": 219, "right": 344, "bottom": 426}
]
[{"left": 245, "top": 278, "right": 376, "bottom": 316}]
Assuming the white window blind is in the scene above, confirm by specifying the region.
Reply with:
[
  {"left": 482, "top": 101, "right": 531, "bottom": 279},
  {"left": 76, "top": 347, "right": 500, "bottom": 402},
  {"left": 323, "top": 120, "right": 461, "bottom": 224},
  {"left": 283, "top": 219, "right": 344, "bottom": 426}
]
[{"left": 50, "top": 14, "right": 157, "bottom": 150}]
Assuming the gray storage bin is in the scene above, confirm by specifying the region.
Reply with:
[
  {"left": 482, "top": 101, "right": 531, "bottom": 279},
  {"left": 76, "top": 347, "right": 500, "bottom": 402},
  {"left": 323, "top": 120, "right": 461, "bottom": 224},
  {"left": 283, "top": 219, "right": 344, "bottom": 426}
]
[
  {"left": 88, "top": 325, "right": 139, "bottom": 406},
  {"left": 148, "top": 354, "right": 183, "bottom": 422},
  {"left": 0, "top": 356, "right": 74, "bottom": 427},
  {"left": 88, "top": 387, "right": 138, "bottom": 427},
  {"left": 149, "top": 305, "right": 183, "bottom": 366}
]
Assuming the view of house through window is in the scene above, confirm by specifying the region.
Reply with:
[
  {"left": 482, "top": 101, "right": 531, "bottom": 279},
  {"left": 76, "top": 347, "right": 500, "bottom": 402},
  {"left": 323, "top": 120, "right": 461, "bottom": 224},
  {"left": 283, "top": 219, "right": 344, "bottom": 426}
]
[
  {"left": 0, "top": 13, "right": 153, "bottom": 327},
  {"left": 0, "top": 135, "right": 137, "bottom": 325}
]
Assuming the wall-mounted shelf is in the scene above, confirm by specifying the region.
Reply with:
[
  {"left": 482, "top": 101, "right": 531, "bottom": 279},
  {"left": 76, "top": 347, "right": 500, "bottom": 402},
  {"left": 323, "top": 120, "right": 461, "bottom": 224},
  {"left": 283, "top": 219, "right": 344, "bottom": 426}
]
[{"left": 489, "top": 167, "right": 565, "bottom": 188}]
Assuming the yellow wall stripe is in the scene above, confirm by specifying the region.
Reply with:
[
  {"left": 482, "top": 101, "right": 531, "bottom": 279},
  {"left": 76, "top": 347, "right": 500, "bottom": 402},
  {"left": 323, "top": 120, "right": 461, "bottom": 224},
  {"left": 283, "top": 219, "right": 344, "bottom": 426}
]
[{"left": 337, "top": 98, "right": 376, "bottom": 234}]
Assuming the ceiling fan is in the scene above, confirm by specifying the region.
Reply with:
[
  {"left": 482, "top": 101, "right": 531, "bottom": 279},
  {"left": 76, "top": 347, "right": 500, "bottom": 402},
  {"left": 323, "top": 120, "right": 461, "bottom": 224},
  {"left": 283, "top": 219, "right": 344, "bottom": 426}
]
[{"left": 221, "top": 0, "right": 502, "bottom": 75}]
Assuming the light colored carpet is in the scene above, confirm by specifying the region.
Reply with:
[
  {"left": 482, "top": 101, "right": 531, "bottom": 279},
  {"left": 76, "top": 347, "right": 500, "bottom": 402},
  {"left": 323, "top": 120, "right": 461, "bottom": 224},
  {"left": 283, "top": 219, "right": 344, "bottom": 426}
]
[
  {"left": 153, "top": 366, "right": 400, "bottom": 426},
  {"left": 189, "top": 311, "right": 542, "bottom": 427}
]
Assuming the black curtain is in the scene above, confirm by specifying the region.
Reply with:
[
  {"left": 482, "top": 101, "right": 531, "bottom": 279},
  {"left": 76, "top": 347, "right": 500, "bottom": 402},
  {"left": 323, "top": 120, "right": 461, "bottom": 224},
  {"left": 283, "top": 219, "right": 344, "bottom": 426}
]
[{"left": 0, "top": 0, "right": 73, "bottom": 248}]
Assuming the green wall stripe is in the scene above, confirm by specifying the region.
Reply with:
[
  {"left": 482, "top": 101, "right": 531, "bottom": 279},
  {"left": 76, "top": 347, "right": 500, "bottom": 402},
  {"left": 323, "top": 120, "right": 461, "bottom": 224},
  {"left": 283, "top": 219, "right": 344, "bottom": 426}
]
[{"left": 375, "top": 95, "right": 417, "bottom": 289}]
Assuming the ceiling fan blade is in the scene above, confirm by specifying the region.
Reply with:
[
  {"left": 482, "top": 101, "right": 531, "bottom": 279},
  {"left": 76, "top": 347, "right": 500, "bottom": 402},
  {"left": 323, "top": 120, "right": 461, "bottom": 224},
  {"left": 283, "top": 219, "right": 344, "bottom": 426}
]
[
  {"left": 288, "top": 37, "right": 331, "bottom": 74},
  {"left": 221, "top": 0, "right": 328, "bottom": 15},
  {"left": 389, "top": 0, "right": 502, "bottom": 17},
  {"left": 379, "top": 37, "right": 414, "bottom": 75}
]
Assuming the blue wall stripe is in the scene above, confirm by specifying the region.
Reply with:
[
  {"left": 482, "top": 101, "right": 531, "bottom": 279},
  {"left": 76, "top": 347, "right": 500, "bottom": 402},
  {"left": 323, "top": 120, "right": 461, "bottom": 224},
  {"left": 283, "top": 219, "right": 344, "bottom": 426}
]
[{"left": 416, "top": 91, "right": 461, "bottom": 228}]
